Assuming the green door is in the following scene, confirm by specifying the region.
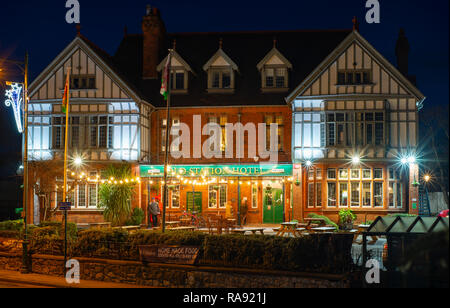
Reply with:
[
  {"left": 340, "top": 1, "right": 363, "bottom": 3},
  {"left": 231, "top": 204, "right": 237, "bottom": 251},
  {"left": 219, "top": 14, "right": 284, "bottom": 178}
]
[
  {"left": 186, "top": 192, "right": 202, "bottom": 213},
  {"left": 263, "top": 184, "right": 284, "bottom": 224}
]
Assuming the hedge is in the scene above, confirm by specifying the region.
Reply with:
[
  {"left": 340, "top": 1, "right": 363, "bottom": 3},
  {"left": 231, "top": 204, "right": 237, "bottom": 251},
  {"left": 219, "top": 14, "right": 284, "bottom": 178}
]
[
  {"left": 25, "top": 229, "right": 354, "bottom": 274},
  {"left": 0, "top": 222, "right": 355, "bottom": 274}
]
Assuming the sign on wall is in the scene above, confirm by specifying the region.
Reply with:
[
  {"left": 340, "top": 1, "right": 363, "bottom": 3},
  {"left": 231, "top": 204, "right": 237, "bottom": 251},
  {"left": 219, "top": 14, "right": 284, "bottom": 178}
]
[
  {"left": 140, "top": 164, "right": 293, "bottom": 178},
  {"left": 138, "top": 245, "right": 200, "bottom": 265}
]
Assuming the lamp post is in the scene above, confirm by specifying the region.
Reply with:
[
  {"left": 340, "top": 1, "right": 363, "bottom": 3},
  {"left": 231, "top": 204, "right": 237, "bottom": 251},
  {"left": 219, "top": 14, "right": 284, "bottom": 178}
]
[{"left": 2, "top": 52, "right": 30, "bottom": 273}]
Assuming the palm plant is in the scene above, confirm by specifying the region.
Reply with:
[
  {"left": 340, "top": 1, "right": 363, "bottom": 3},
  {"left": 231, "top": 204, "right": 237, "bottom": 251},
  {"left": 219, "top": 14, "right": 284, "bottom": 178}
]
[{"left": 98, "top": 164, "right": 136, "bottom": 226}]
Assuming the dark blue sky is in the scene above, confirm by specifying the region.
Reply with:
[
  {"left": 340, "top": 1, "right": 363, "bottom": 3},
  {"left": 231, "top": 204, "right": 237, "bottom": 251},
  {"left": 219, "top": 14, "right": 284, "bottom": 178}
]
[{"left": 0, "top": 0, "right": 448, "bottom": 173}]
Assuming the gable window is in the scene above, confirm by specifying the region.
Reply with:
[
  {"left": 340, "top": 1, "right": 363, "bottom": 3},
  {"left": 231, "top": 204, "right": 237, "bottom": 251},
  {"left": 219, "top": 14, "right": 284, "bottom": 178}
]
[
  {"left": 326, "top": 111, "right": 385, "bottom": 147},
  {"left": 337, "top": 70, "right": 371, "bottom": 85},
  {"left": 172, "top": 71, "right": 186, "bottom": 90},
  {"left": 203, "top": 48, "right": 238, "bottom": 94},
  {"left": 70, "top": 75, "right": 96, "bottom": 90}
]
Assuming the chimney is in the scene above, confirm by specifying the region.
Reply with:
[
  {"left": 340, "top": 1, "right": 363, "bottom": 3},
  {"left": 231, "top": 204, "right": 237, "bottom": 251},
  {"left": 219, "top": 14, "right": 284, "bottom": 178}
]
[
  {"left": 142, "top": 5, "right": 166, "bottom": 79},
  {"left": 395, "top": 28, "right": 410, "bottom": 77}
]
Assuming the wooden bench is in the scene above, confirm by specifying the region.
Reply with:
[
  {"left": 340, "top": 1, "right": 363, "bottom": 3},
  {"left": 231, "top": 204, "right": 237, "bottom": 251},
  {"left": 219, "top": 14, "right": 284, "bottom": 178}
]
[
  {"left": 231, "top": 228, "right": 265, "bottom": 235},
  {"left": 167, "top": 226, "right": 196, "bottom": 232},
  {"left": 89, "top": 222, "right": 111, "bottom": 229}
]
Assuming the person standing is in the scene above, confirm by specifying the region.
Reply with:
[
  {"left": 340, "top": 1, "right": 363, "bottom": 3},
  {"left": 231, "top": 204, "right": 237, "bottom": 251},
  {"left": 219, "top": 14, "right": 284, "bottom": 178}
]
[{"left": 148, "top": 197, "right": 161, "bottom": 228}]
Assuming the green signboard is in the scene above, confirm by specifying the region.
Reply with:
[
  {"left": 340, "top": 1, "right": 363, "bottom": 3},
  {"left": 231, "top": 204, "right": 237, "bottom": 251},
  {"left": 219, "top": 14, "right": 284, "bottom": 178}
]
[{"left": 140, "top": 164, "right": 293, "bottom": 178}]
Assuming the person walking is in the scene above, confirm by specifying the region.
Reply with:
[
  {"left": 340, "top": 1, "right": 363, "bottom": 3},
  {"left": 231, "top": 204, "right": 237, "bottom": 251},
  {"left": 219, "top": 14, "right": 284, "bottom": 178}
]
[{"left": 148, "top": 197, "right": 161, "bottom": 228}]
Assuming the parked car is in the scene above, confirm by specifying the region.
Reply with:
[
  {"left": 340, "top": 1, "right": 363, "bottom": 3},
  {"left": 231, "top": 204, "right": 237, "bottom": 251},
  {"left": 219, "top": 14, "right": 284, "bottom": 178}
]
[{"left": 438, "top": 209, "right": 449, "bottom": 218}]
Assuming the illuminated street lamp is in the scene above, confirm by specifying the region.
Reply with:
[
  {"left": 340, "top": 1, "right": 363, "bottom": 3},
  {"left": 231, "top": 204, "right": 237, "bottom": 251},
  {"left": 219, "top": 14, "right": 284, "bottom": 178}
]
[
  {"left": 424, "top": 174, "right": 431, "bottom": 183},
  {"left": 1, "top": 53, "right": 30, "bottom": 273},
  {"left": 305, "top": 160, "right": 312, "bottom": 167},
  {"left": 352, "top": 156, "right": 361, "bottom": 165},
  {"left": 400, "top": 157, "right": 408, "bottom": 165},
  {"left": 74, "top": 157, "right": 83, "bottom": 167},
  {"left": 407, "top": 156, "right": 416, "bottom": 164}
]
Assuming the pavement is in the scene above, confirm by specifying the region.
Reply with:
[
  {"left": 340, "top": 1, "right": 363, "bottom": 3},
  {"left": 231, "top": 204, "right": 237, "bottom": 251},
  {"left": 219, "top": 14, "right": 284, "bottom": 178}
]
[{"left": 0, "top": 270, "right": 152, "bottom": 288}]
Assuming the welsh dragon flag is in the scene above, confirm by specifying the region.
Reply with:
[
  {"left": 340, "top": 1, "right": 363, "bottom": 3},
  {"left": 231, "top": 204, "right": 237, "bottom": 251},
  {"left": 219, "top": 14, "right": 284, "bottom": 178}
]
[
  {"left": 62, "top": 69, "right": 70, "bottom": 114},
  {"left": 160, "top": 52, "right": 172, "bottom": 100}
]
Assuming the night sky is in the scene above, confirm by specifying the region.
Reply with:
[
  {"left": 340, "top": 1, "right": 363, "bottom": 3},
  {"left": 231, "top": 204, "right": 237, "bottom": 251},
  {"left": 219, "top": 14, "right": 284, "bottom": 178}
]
[{"left": 0, "top": 0, "right": 448, "bottom": 177}]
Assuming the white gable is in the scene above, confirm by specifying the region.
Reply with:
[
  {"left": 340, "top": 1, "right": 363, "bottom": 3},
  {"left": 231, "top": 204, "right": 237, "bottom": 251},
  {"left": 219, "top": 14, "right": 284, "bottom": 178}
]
[
  {"left": 266, "top": 54, "right": 285, "bottom": 65},
  {"left": 29, "top": 37, "right": 142, "bottom": 103},
  {"left": 211, "top": 56, "right": 230, "bottom": 66},
  {"left": 287, "top": 31, "right": 425, "bottom": 104}
]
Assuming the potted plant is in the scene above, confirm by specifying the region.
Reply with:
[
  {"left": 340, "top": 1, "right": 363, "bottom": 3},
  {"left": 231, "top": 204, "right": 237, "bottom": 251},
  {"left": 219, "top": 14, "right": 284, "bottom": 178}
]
[{"left": 339, "top": 209, "right": 357, "bottom": 230}]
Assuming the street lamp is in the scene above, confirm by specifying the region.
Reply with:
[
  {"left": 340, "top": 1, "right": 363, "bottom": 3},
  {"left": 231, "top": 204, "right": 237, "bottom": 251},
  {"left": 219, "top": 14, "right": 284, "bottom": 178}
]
[
  {"left": 352, "top": 156, "right": 361, "bottom": 165},
  {"left": 1, "top": 53, "right": 29, "bottom": 273},
  {"left": 74, "top": 157, "right": 83, "bottom": 167},
  {"left": 305, "top": 160, "right": 312, "bottom": 167},
  {"left": 424, "top": 174, "right": 431, "bottom": 183}
]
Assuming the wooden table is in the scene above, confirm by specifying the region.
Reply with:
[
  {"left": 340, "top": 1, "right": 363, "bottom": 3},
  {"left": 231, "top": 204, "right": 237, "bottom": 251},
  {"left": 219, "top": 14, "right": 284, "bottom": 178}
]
[
  {"left": 311, "top": 227, "right": 337, "bottom": 233},
  {"left": 353, "top": 225, "right": 379, "bottom": 245},
  {"left": 165, "top": 221, "right": 181, "bottom": 228},
  {"left": 89, "top": 222, "right": 111, "bottom": 229},
  {"left": 179, "top": 218, "right": 192, "bottom": 226},
  {"left": 276, "top": 222, "right": 301, "bottom": 237},
  {"left": 231, "top": 228, "right": 265, "bottom": 235},
  {"left": 112, "top": 225, "right": 141, "bottom": 233},
  {"left": 167, "top": 226, "right": 196, "bottom": 232},
  {"left": 302, "top": 218, "right": 326, "bottom": 230}
]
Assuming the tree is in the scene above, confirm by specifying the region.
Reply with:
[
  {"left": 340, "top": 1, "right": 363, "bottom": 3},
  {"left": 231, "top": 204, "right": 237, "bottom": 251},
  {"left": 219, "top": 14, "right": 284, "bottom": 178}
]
[
  {"left": 98, "top": 164, "right": 137, "bottom": 226},
  {"left": 420, "top": 104, "right": 449, "bottom": 208}
]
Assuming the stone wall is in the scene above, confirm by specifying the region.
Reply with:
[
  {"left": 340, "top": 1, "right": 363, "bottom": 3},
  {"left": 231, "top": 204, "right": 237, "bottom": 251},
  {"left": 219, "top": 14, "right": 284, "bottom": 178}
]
[{"left": 0, "top": 252, "right": 349, "bottom": 288}]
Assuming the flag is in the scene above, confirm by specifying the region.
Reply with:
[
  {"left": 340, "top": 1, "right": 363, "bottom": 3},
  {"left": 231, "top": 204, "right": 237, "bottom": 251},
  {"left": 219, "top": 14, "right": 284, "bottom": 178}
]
[
  {"left": 160, "top": 52, "right": 172, "bottom": 100},
  {"left": 62, "top": 69, "right": 70, "bottom": 114}
]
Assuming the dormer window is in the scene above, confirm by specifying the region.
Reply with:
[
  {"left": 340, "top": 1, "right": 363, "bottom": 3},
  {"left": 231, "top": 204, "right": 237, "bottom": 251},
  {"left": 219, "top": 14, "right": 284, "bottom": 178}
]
[
  {"left": 203, "top": 44, "right": 238, "bottom": 94},
  {"left": 257, "top": 46, "right": 292, "bottom": 92},
  {"left": 211, "top": 69, "right": 232, "bottom": 89},
  {"left": 157, "top": 51, "right": 194, "bottom": 94},
  {"left": 264, "top": 67, "right": 288, "bottom": 88}
]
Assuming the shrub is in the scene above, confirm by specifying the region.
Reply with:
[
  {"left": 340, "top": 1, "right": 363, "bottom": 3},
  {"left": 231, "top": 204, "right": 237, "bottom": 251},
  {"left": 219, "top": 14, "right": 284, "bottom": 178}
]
[
  {"left": 125, "top": 208, "right": 145, "bottom": 226},
  {"left": 38, "top": 221, "right": 78, "bottom": 239},
  {"left": 339, "top": 209, "right": 357, "bottom": 224},
  {"left": 0, "top": 220, "right": 24, "bottom": 231},
  {"left": 307, "top": 213, "right": 339, "bottom": 229}
]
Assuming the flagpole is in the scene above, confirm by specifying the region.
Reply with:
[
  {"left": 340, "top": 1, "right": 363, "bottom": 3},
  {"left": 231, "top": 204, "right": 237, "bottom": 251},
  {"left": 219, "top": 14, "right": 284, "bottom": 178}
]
[
  {"left": 62, "top": 67, "right": 71, "bottom": 203},
  {"left": 162, "top": 49, "right": 173, "bottom": 233},
  {"left": 62, "top": 67, "right": 70, "bottom": 276}
]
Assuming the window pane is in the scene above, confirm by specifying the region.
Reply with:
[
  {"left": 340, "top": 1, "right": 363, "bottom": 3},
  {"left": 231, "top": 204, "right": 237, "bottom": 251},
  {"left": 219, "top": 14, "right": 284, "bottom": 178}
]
[
  {"left": 374, "top": 182, "right": 383, "bottom": 207},
  {"left": 78, "top": 185, "right": 86, "bottom": 208},
  {"left": 316, "top": 183, "right": 322, "bottom": 207},
  {"left": 351, "top": 169, "right": 360, "bottom": 179},
  {"left": 375, "top": 123, "right": 384, "bottom": 145},
  {"left": 327, "top": 169, "right": 336, "bottom": 179},
  {"left": 351, "top": 183, "right": 360, "bottom": 207},
  {"left": 252, "top": 185, "right": 258, "bottom": 209},
  {"left": 275, "top": 76, "right": 285, "bottom": 88},
  {"left": 219, "top": 185, "right": 227, "bottom": 208},
  {"left": 339, "top": 169, "right": 348, "bottom": 179},
  {"left": 222, "top": 72, "right": 231, "bottom": 88},
  {"left": 90, "top": 127, "right": 97, "bottom": 147},
  {"left": 208, "top": 187, "right": 217, "bottom": 208},
  {"left": 328, "top": 123, "right": 335, "bottom": 146},
  {"left": 363, "top": 169, "right": 371, "bottom": 179},
  {"left": 374, "top": 169, "right": 383, "bottom": 179},
  {"left": 327, "top": 183, "right": 336, "bottom": 207},
  {"left": 389, "top": 182, "right": 395, "bottom": 208},
  {"left": 212, "top": 72, "right": 220, "bottom": 88},
  {"left": 339, "top": 183, "right": 348, "bottom": 207},
  {"left": 172, "top": 185, "right": 180, "bottom": 208},
  {"left": 362, "top": 183, "right": 371, "bottom": 207},
  {"left": 366, "top": 124, "right": 373, "bottom": 144},
  {"left": 308, "top": 183, "right": 314, "bottom": 208},
  {"left": 175, "top": 73, "right": 184, "bottom": 90},
  {"left": 88, "top": 184, "right": 97, "bottom": 208}
]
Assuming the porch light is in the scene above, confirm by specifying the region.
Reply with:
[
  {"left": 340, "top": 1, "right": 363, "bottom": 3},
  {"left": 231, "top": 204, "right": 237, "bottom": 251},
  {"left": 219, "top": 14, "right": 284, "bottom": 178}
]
[
  {"left": 352, "top": 156, "right": 360, "bottom": 164},
  {"left": 305, "top": 160, "right": 312, "bottom": 167}
]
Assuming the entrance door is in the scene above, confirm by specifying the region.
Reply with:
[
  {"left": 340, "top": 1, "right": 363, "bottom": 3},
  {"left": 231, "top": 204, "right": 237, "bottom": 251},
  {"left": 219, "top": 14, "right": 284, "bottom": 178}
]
[
  {"left": 186, "top": 192, "right": 202, "bottom": 213},
  {"left": 263, "top": 182, "right": 284, "bottom": 224}
]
